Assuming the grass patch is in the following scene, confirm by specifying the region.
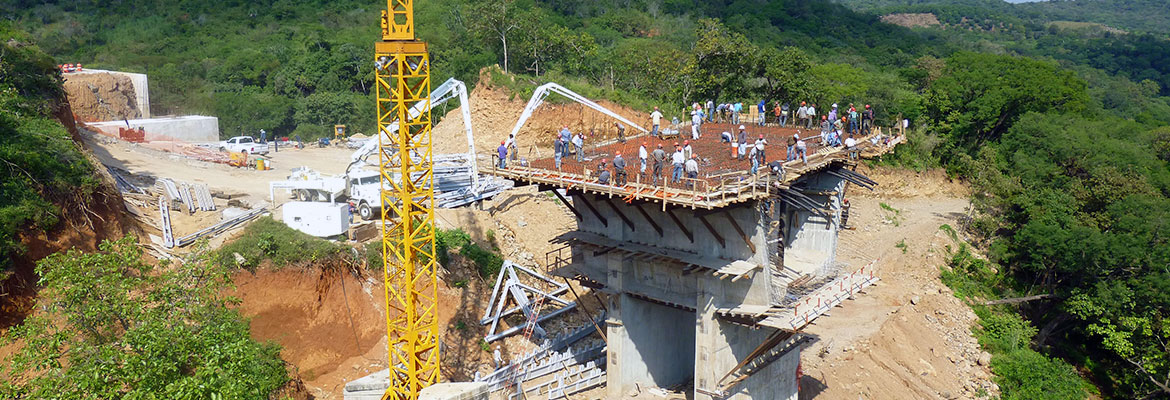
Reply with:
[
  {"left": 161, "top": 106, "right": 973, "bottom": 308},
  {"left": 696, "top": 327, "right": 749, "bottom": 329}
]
[
  {"left": 880, "top": 202, "right": 903, "bottom": 226},
  {"left": 895, "top": 239, "right": 908, "bottom": 254},
  {"left": 213, "top": 217, "right": 347, "bottom": 269},
  {"left": 360, "top": 227, "right": 504, "bottom": 278}
]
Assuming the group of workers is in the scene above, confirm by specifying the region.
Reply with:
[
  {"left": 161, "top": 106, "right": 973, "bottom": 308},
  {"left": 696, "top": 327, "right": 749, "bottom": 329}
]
[{"left": 493, "top": 99, "right": 876, "bottom": 190}]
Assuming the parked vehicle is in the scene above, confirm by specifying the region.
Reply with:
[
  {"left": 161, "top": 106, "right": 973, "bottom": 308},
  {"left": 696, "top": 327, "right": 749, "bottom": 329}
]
[{"left": 219, "top": 136, "right": 269, "bottom": 155}]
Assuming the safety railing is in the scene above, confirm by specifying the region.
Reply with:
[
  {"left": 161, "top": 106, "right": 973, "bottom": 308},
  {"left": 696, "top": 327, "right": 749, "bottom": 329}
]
[{"left": 544, "top": 244, "right": 572, "bottom": 273}]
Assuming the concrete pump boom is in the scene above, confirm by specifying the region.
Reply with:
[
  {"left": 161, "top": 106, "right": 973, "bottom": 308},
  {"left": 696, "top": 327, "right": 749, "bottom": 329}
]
[
  {"left": 507, "top": 82, "right": 648, "bottom": 142},
  {"left": 348, "top": 77, "right": 478, "bottom": 190}
]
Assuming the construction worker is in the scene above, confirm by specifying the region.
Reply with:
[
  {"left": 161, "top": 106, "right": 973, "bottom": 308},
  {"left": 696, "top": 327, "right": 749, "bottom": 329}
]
[
  {"left": 795, "top": 134, "right": 808, "bottom": 164},
  {"left": 683, "top": 140, "right": 693, "bottom": 161},
  {"left": 497, "top": 141, "right": 508, "bottom": 169},
  {"left": 651, "top": 144, "right": 666, "bottom": 186},
  {"left": 737, "top": 125, "right": 748, "bottom": 160},
  {"left": 671, "top": 144, "right": 685, "bottom": 184},
  {"left": 806, "top": 103, "right": 817, "bottom": 130},
  {"left": 494, "top": 345, "right": 502, "bottom": 369},
  {"left": 690, "top": 104, "right": 702, "bottom": 140},
  {"left": 755, "top": 134, "right": 768, "bottom": 165},
  {"left": 849, "top": 106, "right": 860, "bottom": 136},
  {"left": 639, "top": 142, "right": 649, "bottom": 179},
  {"left": 613, "top": 151, "right": 627, "bottom": 185},
  {"left": 796, "top": 102, "right": 808, "bottom": 129},
  {"left": 787, "top": 133, "right": 798, "bottom": 162},
  {"left": 685, "top": 154, "right": 699, "bottom": 189},
  {"left": 597, "top": 159, "right": 611, "bottom": 185},
  {"left": 749, "top": 142, "right": 759, "bottom": 174},
  {"left": 845, "top": 134, "right": 859, "bottom": 160},
  {"left": 559, "top": 125, "right": 572, "bottom": 157},
  {"left": 573, "top": 132, "right": 584, "bottom": 162},
  {"left": 614, "top": 121, "right": 626, "bottom": 143},
  {"left": 706, "top": 99, "right": 714, "bottom": 122},
  {"left": 505, "top": 133, "right": 517, "bottom": 161},
  {"left": 259, "top": 128, "right": 267, "bottom": 144},
  {"left": 862, "top": 104, "right": 874, "bottom": 135},
  {"left": 650, "top": 107, "right": 663, "bottom": 137},
  {"left": 757, "top": 99, "right": 767, "bottom": 126},
  {"left": 554, "top": 134, "right": 564, "bottom": 170}
]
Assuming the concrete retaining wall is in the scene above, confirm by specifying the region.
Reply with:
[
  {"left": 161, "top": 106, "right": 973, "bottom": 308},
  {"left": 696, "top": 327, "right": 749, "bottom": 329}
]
[{"left": 90, "top": 115, "right": 220, "bottom": 143}]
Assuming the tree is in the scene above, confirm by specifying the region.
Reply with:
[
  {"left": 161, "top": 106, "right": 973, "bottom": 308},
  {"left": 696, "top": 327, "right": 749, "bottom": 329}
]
[
  {"left": 756, "top": 46, "right": 813, "bottom": 103},
  {"left": 0, "top": 237, "right": 289, "bottom": 398},
  {"left": 925, "top": 52, "right": 1089, "bottom": 153},
  {"left": 690, "top": 18, "right": 758, "bottom": 102},
  {"left": 470, "top": 0, "right": 520, "bottom": 74}
]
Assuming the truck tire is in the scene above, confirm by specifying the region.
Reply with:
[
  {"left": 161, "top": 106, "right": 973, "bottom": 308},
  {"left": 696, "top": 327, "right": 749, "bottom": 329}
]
[
  {"left": 295, "top": 189, "right": 311, "bottom": 201},
  {"left": 359, "top": 203, "right": 374, "bottom": 220}
]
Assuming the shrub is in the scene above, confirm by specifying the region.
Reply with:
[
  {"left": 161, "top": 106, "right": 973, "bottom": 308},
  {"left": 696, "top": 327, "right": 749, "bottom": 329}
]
[{"left": 0, "top": 237, "right": 289, "bottom": 398}]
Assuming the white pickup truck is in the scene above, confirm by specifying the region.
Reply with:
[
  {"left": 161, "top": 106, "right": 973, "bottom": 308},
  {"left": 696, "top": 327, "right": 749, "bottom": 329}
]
[{"left": 219, "top": 136, "right": 269, "bottom": 155}]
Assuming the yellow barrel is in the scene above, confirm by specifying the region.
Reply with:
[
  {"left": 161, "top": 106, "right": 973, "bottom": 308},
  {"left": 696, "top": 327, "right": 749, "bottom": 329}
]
[{"left": 255, "top": 158, "right": 266, "bottom": 170}]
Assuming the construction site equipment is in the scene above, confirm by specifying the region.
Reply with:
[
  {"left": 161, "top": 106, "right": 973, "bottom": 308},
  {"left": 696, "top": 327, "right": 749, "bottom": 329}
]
[
  {"left": 375, "top": 0, "right": 440, "bottom": 398},
  {"left": 507, "top": 82, "right": 648, "bottom": 142},
  {"left": 282, "top": 202, "right": 350, "bottom": 237},
  {"left": 334, "top": 124, "right": 348, "bottom": 140},
  {"left": 271, "top": 76, "right": 502, "bottom": 218},
  {"left": 480, "top": 261, "right": 577, "bottom": 343},
  {"left": 475, "top": 318, "right": 607, "bottom": 399}
]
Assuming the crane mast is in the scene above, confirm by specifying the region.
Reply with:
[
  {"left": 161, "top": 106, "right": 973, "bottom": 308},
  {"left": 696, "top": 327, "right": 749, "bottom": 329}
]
[{"left": 375, "top": 1, "right": 439, "bottom": 399}]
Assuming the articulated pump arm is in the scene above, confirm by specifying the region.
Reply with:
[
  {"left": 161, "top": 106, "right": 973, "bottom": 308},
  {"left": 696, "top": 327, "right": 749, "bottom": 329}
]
[
  {"left": 349, "top": 77, "right": 478, "bottom": 190},
  {"left": 506, "top": 82, "right": 648, "bottom": 141}
]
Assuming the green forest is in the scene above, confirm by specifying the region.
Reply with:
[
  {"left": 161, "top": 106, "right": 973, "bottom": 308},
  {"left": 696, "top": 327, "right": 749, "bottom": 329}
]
[{"left": 3, "top": 0, "right": 1170, "bottom": 398}]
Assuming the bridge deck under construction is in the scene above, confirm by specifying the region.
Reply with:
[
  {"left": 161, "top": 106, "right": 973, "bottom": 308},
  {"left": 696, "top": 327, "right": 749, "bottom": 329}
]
[{"left": 483, "top": 122, "right": 903, "bottom": 209}]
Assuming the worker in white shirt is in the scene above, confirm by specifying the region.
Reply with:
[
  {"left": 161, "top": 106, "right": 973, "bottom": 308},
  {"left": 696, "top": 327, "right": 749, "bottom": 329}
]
[
  {"left": 639, "top": 141, "right": 649, "bottom": 179},
  {"left": 650, "top": 107, "right": 663, "bottom": 137}
]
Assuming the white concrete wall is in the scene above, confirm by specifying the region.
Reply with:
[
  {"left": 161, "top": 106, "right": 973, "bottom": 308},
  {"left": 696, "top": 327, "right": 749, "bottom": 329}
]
[
  {"left": 785, "top": 174, "right": 847, "bottom": 278},
  {"left": 608, "top": 295, "right": 696, "bottom": 397},
  {"left": 90, "top": 116, "right": 220, "bottom": 143}
]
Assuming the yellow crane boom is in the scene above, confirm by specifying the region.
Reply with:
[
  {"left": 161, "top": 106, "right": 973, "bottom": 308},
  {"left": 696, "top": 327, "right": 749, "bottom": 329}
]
[{"left": 374, "top": 1, "right": 439, "bottom": 399}]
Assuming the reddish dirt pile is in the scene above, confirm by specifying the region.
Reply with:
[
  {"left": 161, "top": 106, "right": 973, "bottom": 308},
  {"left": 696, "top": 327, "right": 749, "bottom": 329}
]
[
  {"left": 229, "top": 267, "right": 387, "bottom": 395},
  {"left": 62, "top": 72, "right": 142, "bottom": 122}
]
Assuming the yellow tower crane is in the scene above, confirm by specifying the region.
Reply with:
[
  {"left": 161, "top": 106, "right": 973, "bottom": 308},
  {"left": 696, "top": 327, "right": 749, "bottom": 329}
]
[{"left": 374, "top": 1, "right": 439, "bottom": 399}]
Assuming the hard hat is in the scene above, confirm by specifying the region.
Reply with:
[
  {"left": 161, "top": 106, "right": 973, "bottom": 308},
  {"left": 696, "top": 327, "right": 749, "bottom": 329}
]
[
  {"left": 684, "top": 140, "right": 689, "bottom": 145},
  {"left": 642, "top": 141, "right": 647, "bottom": 146},
  {"left": 801, "top": 101, "right": 806, "bottom": 105},
  {"left": 759, "top": 134, "right": 764, "bottom": 139},
  {"left": 616, "top": 151, "right": 621, "bottom": 155},
  {"left": 832, "top": 103, "right": 838, "bottom": 108},
  {"left": 865, "top": 104, "right": 871, "bottom": 108},
  {"left": 739, "top": 125, "right": 746, "bottom": 130}
]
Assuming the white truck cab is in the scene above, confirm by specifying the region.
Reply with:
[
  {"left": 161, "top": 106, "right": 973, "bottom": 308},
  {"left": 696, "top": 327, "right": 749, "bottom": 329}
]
[
  {"left": 346, "top": 169, "right": 385, "bottom": 220},
  {"left": 220, "top": 136, "right": 269, "bottom": 155}
]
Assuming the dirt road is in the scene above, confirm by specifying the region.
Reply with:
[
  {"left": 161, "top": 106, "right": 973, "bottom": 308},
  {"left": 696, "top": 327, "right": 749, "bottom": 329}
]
[{"left": 799, "top": 166, "right": 997, "bottom": 400}]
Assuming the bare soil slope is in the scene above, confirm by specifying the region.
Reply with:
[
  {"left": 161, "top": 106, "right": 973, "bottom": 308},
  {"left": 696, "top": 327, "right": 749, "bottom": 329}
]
[
  {"left": 62, "top": 72, "right": 142, "bottom": 122},
  {"left": 800, "top": 165, "right": 997, "bottom": 400}
]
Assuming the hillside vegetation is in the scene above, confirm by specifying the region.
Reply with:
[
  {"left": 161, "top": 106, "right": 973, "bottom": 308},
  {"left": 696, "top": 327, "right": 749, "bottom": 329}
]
[
  {"left": 0, "top": 23, "right": 99, "bottom": 273},
  {"left": 3, "top": 0, "right": 1170, "bottom": 398}
]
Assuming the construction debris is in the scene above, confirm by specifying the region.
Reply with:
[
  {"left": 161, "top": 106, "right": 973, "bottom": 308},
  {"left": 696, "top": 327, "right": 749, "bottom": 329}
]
[
  {"left": 475, "top": 316, "right": 607, "bottom": 399},
  {"left": 174, "top": 207, "right": 266, "bottom": 247}
]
